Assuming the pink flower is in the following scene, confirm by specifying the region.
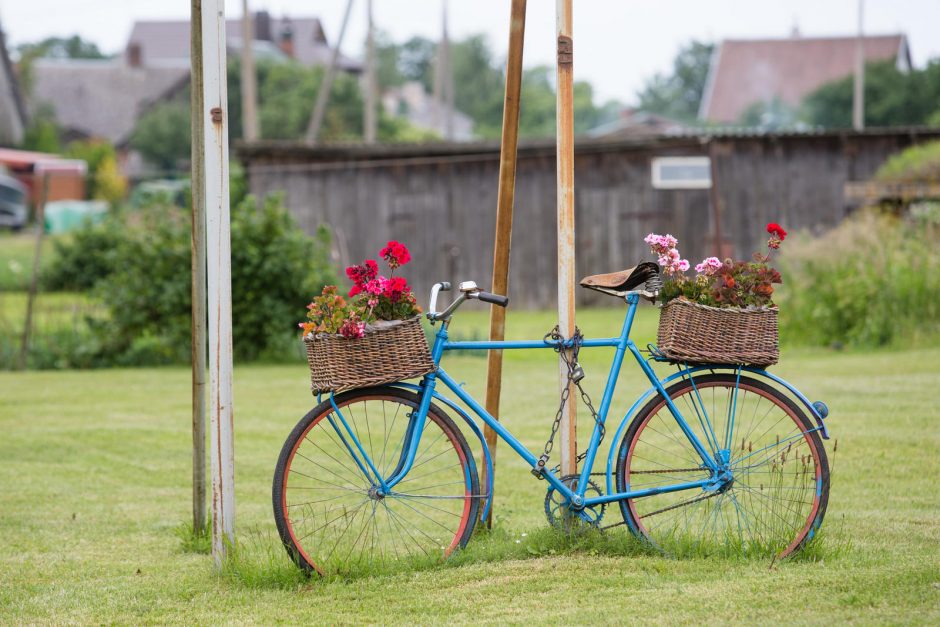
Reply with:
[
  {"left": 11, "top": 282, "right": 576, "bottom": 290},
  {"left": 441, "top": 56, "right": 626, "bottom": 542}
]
[
  {"left": 364, "top": 276, "right": 388, "bottom": 296},
  {"left": 644, "top": 233, "right": 679, "bottom": 255},
  {"left": 694, "top": 256, "right": 723, "bottom": 275},
  {"left": 339, "top": 318, "right": 366, "bottom": 339},
  {"left": 677, "top": 259, "right": 690, "bottom": 272},
  {"left": 346, "top": 259, "right": 378, "bottom": 288}
]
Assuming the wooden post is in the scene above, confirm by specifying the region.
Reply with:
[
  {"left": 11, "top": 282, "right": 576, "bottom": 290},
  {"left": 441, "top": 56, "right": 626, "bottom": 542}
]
[
  {"left": 852, "top": 0, "right": 865, "bottom": 131},
  {"left": 199, "top": 0, "right": 236, "bottom": 567},
  {"left": 17, "top": 172, "right": 49, "bottom": 371},
  {"left": 240, "top": 0, "right": 260, "bottom": 141},
  {"left": 363, "top": 0, "right": 377, "bottom": 144},
  {"left": 190, "top": 0, "right": 208, "bottom": 536},
  {"left": 556, "top": 0, "right": 577, "bottom": 477},
  {"left": 306, "top": 0, "right": 355, "bottom": 144},
  {"left": 481, "top": 0, "right": 526, "bottom": 526}
]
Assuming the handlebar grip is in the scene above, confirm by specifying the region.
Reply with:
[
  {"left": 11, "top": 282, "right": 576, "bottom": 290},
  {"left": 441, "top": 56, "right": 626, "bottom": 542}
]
[
  {"left": 439, "top": 282, "right": 452, "bottom": 291},
  {"left": 477, "top": 291, "right": 509, "bottom": 307}
]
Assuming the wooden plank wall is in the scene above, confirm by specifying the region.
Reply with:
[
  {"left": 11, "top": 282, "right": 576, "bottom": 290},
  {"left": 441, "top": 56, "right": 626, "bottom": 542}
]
[{"left": 242, "top": 131, "right": 938, "bottom": 308}]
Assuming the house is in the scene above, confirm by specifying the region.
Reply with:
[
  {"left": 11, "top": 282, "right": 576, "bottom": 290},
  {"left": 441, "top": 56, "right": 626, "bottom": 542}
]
[
  {"left": 0, "top": 21, "right": 27, "bottom": 145},
  {"left": 586, "top": 108, "right": 687, "bottom": 139},
  {"left": 125, "top": 12, "right": 361, "bottom": 72},
  {"left": 382, "top": 81, "right": 474, "bottom": 141},
  {"left": 699, "top": 34, "right": 911, "bottom": 123}
]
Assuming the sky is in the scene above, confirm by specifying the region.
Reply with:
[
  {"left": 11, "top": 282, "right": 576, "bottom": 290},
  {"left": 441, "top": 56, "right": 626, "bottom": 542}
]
[{"left": 1, "top": 0, "right": 938, "bottom": 104}]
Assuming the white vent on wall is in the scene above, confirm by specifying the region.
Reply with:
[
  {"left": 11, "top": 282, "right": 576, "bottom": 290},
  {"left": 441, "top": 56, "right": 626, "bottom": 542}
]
[{"left": 651, "top": 156, "right": 712, "bottom": 190}]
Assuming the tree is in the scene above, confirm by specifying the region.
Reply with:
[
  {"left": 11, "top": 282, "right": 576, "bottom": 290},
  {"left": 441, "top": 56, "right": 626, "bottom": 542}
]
[
  {"left": 802, "top": 59, "right": 940, "bottom": 128},
  {"left": 636, "top": 41, "right": 714, "bottom": 122},
  {"left": 65, "top": 139, "right": 127, "bottom": 202},
  {"left": 130, "top": 101, "right": 192, "bottom": 172}
]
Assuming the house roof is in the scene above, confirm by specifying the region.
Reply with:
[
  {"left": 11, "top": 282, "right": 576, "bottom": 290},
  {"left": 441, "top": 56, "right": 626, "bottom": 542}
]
[
  {"left": 700, "top": 34, "right": 910, "bottom": 123},
  {"left": 126, "top": 14, "right": 362, "bottom": 72},
  {"left": 30, "top": 59, "right": 188, "bottom": 145},
  {"left": 0, "top": 24, "right": 27, "bottom": 145},
  {"left": 587, "top": 108, "right": 687, "bottom": 139}
]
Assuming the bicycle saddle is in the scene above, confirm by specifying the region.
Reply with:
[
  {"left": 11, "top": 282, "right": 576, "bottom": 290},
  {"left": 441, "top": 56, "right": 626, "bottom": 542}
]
[{"left": 580, "top": 262, "right": 660, "bottom": 298}]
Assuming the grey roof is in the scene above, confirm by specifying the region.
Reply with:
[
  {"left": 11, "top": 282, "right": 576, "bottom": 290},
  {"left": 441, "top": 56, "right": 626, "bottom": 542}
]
[
  {"left": 0, "top": 25, "right": 26, "bottom": 144},
  {"left": 126, "top": 15, "right": 362, "bottom": 72},
  {"left": 29, "top": 59, "right": 188, "bottom": 145}
]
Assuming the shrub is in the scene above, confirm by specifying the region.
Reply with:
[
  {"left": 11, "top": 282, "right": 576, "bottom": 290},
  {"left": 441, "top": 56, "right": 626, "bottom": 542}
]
[
  {"left": 778, "top": 207, "right": 940, "bottom": 347},
  {"left": 874, "top": 140, "right": 940, "bottom": 183},
  {"left": 43, "top": 217, "right": 124, "bottom": 291}
]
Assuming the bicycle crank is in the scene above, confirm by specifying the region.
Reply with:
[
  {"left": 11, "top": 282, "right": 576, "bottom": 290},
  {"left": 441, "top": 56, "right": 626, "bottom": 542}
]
[{"left": 544, "top": 475, "right": 605, "bottom": 531}]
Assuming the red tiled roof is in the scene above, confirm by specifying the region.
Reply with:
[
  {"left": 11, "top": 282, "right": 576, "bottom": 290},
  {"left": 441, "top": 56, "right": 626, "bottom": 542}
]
[{"left": 700, "top": 35, "right": 909, "bottom": 123}]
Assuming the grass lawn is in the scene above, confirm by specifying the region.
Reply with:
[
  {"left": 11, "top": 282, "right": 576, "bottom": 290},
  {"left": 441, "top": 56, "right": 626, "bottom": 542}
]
[
  {"left": 1, "top": 307, "right": 938, "bottom": 623},
  {"left": 0, "top": 232, "right": 56, "bottom": 292}
]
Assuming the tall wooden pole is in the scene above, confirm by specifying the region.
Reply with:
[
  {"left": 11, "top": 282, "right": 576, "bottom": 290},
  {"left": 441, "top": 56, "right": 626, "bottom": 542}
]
[
  {"left": 556, "top": 0, "right": 577, "bottom": 477},
  {"left": 240, "top": 0, "right": 260, "bottom": 141},
  {"left": 306, "top": 0, "right": 355, "bottom": 144},
  {"left": 852, "top": 0, "right": 865, "bottom": 131},
  {"left": 17, "top": 171, "right": 48, "bottom": 371},
  {"left": 481, "top": 0, "right": 526, "bottom": 527},
  {"left": 441, "top": 0, "right": 454, "bottom": 140},
  {"left": 190, "top": 0, "right": 208, "bottom": 536},
  {"left": 364, "top": 0, "right": 377, "bottom": 144},
  {"left": 200, "top": 0, "right": 236, "bottom": 567}
]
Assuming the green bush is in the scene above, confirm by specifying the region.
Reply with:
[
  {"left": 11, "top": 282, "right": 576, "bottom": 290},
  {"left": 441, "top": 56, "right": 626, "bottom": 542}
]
[
  {"left": 42, "top": 218, "right": 124, "bottom": 291},
  {"left": 28, "top": 194, "right": 335, "bottom": 367},
  {"left": 96, "top": 195, "right": 335, "bottom": 364},
  {"left": 875, "top": 140, "right": 940, "bottom": 183},
  {"left": 778, "top": 207, "right": 940, "bottom": 347}
]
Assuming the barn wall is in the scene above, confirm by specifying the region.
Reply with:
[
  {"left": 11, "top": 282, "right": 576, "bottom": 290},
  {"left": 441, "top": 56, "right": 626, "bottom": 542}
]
[{"left": 240, "top": 130, "right": 939, "bottom": 308}]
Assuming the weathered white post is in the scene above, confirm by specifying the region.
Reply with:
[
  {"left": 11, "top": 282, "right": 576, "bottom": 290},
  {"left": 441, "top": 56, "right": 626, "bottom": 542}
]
[
  {"left": 556, "top": 0, "right": 577, "bottom": 476},
  {"left": 199, "top": 0, "right": 236, "bottom": 566}
]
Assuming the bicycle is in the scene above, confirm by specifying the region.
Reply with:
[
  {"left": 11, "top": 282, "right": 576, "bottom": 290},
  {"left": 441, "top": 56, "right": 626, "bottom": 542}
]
[{"left": 273, "top": 268, "right": 832, "bottom": 575}]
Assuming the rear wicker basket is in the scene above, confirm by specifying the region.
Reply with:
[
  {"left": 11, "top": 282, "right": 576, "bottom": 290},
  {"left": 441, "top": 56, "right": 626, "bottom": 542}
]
[
  {"left": 656, "top": 298, "right": 778, "bottom": 367},
  {"left": 304, "top": 316, "right": 435, "bottom": 394}
]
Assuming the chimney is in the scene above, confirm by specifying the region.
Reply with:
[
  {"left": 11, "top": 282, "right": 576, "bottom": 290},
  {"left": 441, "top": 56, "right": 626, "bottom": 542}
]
[
  {"left": 255, "top": 10, "right": 272, "bottom": 42},
  {"left": 279, "top": 16, "right": 294, "bottom": 59},
  {"left": 127, "top": 43, "right": 142, "bottom": 68}
]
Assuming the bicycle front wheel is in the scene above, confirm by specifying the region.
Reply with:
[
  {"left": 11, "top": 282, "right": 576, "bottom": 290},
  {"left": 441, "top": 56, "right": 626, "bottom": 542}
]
[
  {"left": 273, "top": 387, "right": 480, "bottom": 575},
  {"left": 616, "top": 374, "right": 829, "bottom": 558}
]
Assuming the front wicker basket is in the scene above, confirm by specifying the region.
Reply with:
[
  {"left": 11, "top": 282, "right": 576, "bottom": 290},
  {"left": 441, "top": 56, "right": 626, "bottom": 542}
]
[
  {"left": 304, "top": 316, "right": 435, "bottom": 394},
  {"left": 656, "top": 298, "right": 779, "bottom": 367}
]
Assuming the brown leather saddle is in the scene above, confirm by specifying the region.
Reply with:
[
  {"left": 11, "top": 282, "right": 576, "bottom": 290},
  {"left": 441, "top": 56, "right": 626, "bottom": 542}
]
[{"left": 580, "top": 262, "right": 660, "bottom": 298}]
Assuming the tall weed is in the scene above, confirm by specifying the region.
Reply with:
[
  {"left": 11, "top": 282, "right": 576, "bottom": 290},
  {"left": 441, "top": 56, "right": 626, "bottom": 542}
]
[{"left": 778, "top": 206, "right": 940, "bottom": 347}]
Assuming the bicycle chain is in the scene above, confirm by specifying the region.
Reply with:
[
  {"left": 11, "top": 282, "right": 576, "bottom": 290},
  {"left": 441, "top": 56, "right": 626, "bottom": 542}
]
[
  {"left": 600, "top": 490, "right": 720, "bottom": 530},
  {"left": 532, "top": 325, "right": 605, "bottom": 479}
]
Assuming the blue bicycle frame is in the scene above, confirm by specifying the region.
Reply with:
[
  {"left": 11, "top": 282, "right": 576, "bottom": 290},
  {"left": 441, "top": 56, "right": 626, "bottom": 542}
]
[{"left": 325, "top": 292, "right": 830, "bottom": 519}]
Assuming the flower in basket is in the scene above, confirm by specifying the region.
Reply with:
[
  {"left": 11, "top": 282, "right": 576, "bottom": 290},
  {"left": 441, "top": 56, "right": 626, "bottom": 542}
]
[
  {"left": 649, "top": 223, "right": 786, "bottom": 309},
  {"left": 301, "top": 241, "right": 422, "bottom": 339}
]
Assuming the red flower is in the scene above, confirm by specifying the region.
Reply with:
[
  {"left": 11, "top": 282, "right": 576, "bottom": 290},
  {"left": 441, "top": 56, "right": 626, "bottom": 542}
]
[
  {"left": 766, "top": 223, "right": 787, "bottom": 241},
  {"left": 345, "top": 259, "right": 378, "bottom": 288},
  {"left": 384, "top": 276, "right": 409, "bottom": 302},
  {"left": 380, "top": 241, "right": 411, "bottom": 269}
]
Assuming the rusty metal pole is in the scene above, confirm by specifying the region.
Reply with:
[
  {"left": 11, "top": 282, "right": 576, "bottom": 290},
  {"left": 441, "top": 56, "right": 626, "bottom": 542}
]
[
  {"left": 240, "top": 0, "right": 260, "bottom": 141},
  {"left": 199, "top": 0, "right": 236, "bottom": 567},
  {"left": 556, "top": 0, "right": 577, "bottom": 477},
  {"left": 190, "top": 0, "right": 208, "bottom": 536},
  {"left": 17, "top": 171, "right": 49, "bottom": 371},
  {"left": 481, "top": 0, "right": 526, "bottom": 527},
  {"left": 306, "top": 0, "right": 355, "bottom": 144}
]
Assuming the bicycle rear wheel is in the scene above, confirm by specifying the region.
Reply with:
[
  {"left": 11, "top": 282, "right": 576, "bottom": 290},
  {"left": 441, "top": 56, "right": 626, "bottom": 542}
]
[
  {"left": 273, "top": 387, "right": 480, "bottom": 575},
  {"left": 616, "top": 374, "right": 829, "bottom": 558}
]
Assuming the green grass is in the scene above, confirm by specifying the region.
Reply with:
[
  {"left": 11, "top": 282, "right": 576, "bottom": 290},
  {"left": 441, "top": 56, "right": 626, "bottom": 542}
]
[
  {"left": 0, "top": 232, "right": 57, "bottom": 292},
  {"left": 1, "top": 307, "right": 938, "bottom": 623}
]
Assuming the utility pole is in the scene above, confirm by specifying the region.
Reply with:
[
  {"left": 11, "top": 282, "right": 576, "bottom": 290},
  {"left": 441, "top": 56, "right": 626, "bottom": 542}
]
[
  {"left": 241, "top": 0, "right": 260, "bottom": 141},
  {"left": 197, "top": 0, "right": 236, "bottom": 567},
  {"left": 306, "top": 0, "right": 355, "bottom": 144},
  {"left": 17, "top": 171, "right": 49, "bottom": 371},
  {"left": 364, "top": 0, "right": 377, "bottom": 144},
  {"left": 852, "top": 0, "right": 865, "bottom": 131},
  {"left": 190, "top": 0, "right": 208, "bottom": 536},
  {"left": 481, "top": 0, "right": 527, "bottom": 526},
  {"left": 441, "top": 0, "right": 454, "bottom": 140},
  {"left": 556, "top": 0, "right": 577, "bottom": 477}
]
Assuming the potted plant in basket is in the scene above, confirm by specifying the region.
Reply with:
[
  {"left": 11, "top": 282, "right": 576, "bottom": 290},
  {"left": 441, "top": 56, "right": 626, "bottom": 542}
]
[
  {"left": 300, "top": 241, "right": 434, "bottom": 394},
  {"left": 648, "top": 223, "right": 788, "bottom": 366}
]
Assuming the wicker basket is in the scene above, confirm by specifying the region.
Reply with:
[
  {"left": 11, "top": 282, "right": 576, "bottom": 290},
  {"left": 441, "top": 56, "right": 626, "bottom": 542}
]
[
  {"left": 304, "top": 316, "right": 435, "bottom": 394},
  {"left": 656, "top": 298, "right": 779, "bottom": 367}
]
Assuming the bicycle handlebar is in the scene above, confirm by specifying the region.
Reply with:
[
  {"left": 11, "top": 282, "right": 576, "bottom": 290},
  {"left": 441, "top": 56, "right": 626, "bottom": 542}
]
[{"left": 427, "top": 281, "right": 509, "bottom": 322}]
